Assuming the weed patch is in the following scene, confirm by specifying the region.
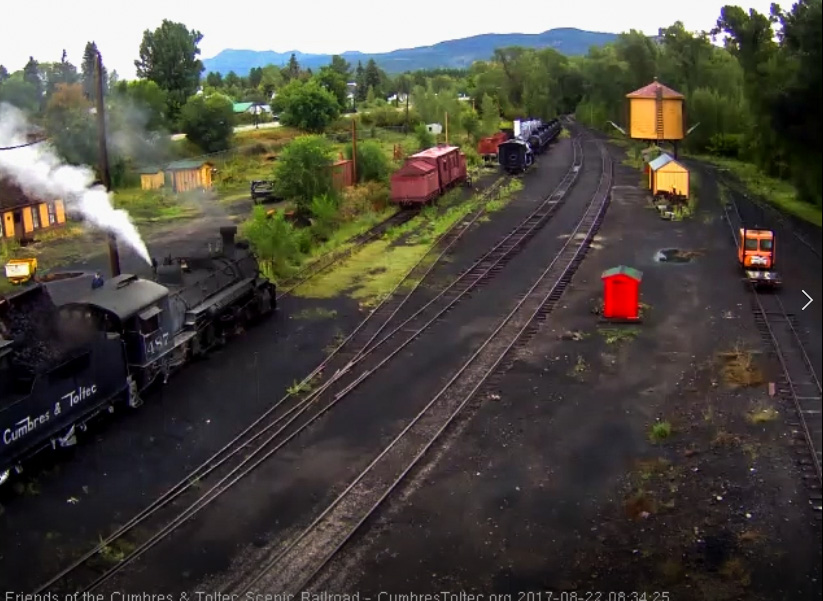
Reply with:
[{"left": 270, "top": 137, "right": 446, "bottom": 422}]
[
  {"left": 746, "top": 402, "right": 779, "bottom": 424},
  {"left": 649, "top": 420, "right": 673, "bottom": 443},
  {"left": 113, "top": 188, "right": 200, "bottom": 223},
  {"left": 716, "top": 348, "right": 765, "bottom": 388},
  {"left": 293, "top": 307, "right": 338, "bottom": 320},
  {"left": 599, "top": 327, "right": 640, "bottom": 344}
]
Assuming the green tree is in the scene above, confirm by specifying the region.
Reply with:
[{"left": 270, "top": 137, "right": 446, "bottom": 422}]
[
  {"left": 179, "top": 93, "right": 234, "bottom": 153},
  {"left": 329, "top": 55, "right": 351, "bottom": 79},
  {"left": 273, "top": 135, "right": 335, "bottom": 212},
  {"left": 479, "top": 93, "right": 499, "bottom": 135},
  {"left": 241, "top": 206, "right": 302, "bottom": 279},
  {"left": 285, "top": 53, "right": 301, "bottom": 81},
  {"left": 248, "top": 67, "right": 263, "bottom": 89},
  {"left": 0, "top": 74, "right": 40, "bottom": 112},
  {"left": 0, "top": 65, "right": 8, "bottom": 83},
  {"left": 43, "top": 82, "right": 97, "bottom": 166},
  {"left": 260, "top": 65, "right": 283, "bottom": 99},
  {"left": 22, "top": 57, "right": 42, "bottom": 104},
  {"left": 344, "top": 139, "right": 391, "bottom": 183},
  {"left": 414, "top": 123, "right": 435, "bottom": 150},
  {"left": 205, "top": 72, "right": 223, "bottom": 88},
  {"left": 275, "top": 79, "right": 340, "bottom": 132},
  {"left": 114, "top": 79, "right": 168, "bottom": 131},
  {"left": 81, "top": 42, "right": 105, "bottom": 100},
  {"left": 135, "top": 20, "right": 204, "bottom": 124},
  {"left": 314, "top": 65, "right": 348, "bottom": 110}
]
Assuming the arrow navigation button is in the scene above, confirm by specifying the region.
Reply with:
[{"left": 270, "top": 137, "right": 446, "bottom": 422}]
[{"left": 802, "top": 290, "right": 813, "bottom": 311}]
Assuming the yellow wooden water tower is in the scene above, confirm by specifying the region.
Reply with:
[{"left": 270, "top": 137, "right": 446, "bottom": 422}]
[{"left": 626, "top": 78, "right": 685, "bottom": 156}]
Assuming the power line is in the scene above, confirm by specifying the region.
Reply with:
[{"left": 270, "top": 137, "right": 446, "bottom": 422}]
[{"left": 0, "top": 138, "right": 49, "bottom": 151}]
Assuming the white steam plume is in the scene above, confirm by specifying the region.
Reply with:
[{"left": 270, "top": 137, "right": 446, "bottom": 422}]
[{"left": 0, "top": 102, "right": 151, "bottom": 264}]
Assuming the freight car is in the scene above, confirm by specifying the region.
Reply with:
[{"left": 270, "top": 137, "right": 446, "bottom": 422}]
[
  {"left": 477, "top": 131, "right": 510, "bottom": 162},
  {"left": 0, "top": 225, "right": 275, "bottom": 486},
  {"left": 390, "top": 145, "right": 468, "bottom": 207}
]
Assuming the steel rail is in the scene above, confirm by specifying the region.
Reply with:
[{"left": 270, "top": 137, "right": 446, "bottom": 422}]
[
  {"left": 31, "top": 174, "right": 509, "bottom": 595},
  {"left": 234, "top": 140, "right": 613, "bottom": 594}
]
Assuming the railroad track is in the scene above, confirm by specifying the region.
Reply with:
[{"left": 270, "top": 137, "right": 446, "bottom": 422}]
[
  {"left": 721, "top": 195, "right": 822, "bottom": 513},
  {"left": 33, "top": 136, "right": 584, "bottom": 594},
  {"left": 229, "top": 139, "right": 613, "bottom": 595},
  {"left": 275, "top": 209, "right": 418, "bottom": 299},
  {"left": 713, "top": 167, "right": 821, "bottom": 260},
  {"left": 31, "top": 173, "right": 511, "bottom": 595}
]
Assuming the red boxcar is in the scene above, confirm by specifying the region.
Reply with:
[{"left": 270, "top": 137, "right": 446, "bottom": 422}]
[
  {"left": 477, "top": 131, "right": 509, "bottom": 160},
  {"left": 391, "top": 145, "right": 467, "bottom": 206}
]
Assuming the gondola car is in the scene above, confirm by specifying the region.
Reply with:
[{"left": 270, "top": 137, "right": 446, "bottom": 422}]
[{"left": 0, "top": 225, "right": 275, "bottom": 486}]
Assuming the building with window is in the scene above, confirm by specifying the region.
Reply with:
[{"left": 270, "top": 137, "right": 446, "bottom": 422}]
[{"left": 0, "top": 177, "right": 67, "bottom": 243}]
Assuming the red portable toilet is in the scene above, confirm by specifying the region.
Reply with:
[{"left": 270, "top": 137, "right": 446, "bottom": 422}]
[{"left": 601, "top": 265, "right": 643, "bottom": 321}]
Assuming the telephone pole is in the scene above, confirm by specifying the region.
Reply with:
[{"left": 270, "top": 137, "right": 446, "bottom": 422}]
[
  {"left": 351, "top": 118, "right": 357, "bottom": 184},
  {"left": 95, "top": 49, "right": 121, "bottom": 278}
]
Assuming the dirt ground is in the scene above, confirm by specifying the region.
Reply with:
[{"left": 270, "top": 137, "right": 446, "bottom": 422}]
[
  {"left": 314, "top": 146, "right": 823, "bottom": 600},
  {"left": 0, "top": 142, "right": 573, "bottom": 592},
  {"left": 87, "top": 137, "right": 589, "bottom": 594}
]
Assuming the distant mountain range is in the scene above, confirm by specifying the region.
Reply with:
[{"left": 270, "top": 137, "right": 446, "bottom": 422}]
[{"left": 202, "top": 28, "right": 618, "bottom": 76}]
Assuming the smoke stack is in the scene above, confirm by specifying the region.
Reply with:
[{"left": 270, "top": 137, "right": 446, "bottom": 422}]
[{"left": 220, "top": 226, "right": 237, "bottom": 258}]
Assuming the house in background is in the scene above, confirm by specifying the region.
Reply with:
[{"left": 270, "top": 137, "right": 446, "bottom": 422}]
[
  {"left": 164, "top": 160, "right": 215, "bottom": 193},
  {"left": 138, "top": 166, "right": 165, "bottom": 191},
  {"left": 1, "top": 178, "right": 67, "bottom": 243},
  {"left": 232, "top": 102, "right": 272, "bottom": 115}
]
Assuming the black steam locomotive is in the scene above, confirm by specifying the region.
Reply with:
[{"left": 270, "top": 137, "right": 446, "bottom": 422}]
[
  {"left": 498, "top": 118, "right": 562, "bottom": 174},
  {"left": 0, "top": 226, "right": 275, "bottom": 486}
]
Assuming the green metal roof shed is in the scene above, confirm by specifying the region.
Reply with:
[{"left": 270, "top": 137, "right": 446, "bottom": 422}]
[
  {"left": 601, "top": 265, "right": 643, "bottom": 281},
  {"left": 166, "top": 159, "right": 213, "bottom": 171},
  {"left": 233, "top": 102, "right": 254, "bottom": 113}
]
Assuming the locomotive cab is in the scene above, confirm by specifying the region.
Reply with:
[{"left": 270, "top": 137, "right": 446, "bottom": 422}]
[{"left": 62, "top": 275, "right": 176, "bottom": 380}]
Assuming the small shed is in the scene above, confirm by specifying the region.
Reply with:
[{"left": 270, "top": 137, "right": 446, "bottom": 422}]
[
  {"left": 1, "top": 178, "right": 67, "bottom": 243},
  {"left": 165, "top": 160, "right": 215, "bottom": 193},
  {"left": 648, "top": 153, "right": 690, "bottom": 198},
  {"left": 626, "top": 79, "right": 685, "bottom": 143},
  {"left": 138, "top": 167, "right": 165, "bottom": 190},
  {"left": 331, "top": 158, "right": 354, "bottom": 191},
  {"left": 601, "top": 265, "right": 643, "bottom": 321},
  {"left": 426, "top": 123, "right": 443, "bottom": 135}
]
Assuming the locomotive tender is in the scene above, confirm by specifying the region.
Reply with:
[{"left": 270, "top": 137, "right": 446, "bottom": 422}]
[{"left": 0, "top": 225, "right": 275, "bottom": 486}]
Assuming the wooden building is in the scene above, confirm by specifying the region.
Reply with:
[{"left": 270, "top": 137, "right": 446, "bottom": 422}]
[
  {"left": 138, "top": 167, "right": 165, "bottom": 190},
  {"left": 165, "top": 160, "right": 214, "bottom": 193},
  {"left": 647, "top": 153, "right": 690, "bottom": 198},
  {"left": 331, "top": 158, "right": 354, "bottom": 191},
  {"left": 1, "top": 178, "right": 67, "bottom": 243},
  {"left": 626, "top": 79, "right": 685, "bottom": 146}
]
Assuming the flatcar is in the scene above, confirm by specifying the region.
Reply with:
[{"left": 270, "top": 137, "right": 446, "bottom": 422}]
[
  {"left": 390, "top": 144, "right": 467, "bottom": 207},
  {"left": 0, "top": 225, "right": 275, "bottom": 486}
]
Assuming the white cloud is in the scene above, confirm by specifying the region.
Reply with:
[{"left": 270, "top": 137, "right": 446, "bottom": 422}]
[{"left": 1, "top": 0, "right": 777, "bottom": 79}]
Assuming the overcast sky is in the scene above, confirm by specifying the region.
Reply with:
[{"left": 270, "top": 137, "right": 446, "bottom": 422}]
[{"left": 1, "top": 0, "right": 777, "bottom": 80}]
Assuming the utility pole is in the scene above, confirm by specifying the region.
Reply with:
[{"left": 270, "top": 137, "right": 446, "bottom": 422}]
[
  {"left": 95, "top": 49, "right": 121, "bottom": 278},
  {"left": 351, "top": 118, "right": 357, "bottom": 184},
  {"left": 445, "top": 112, "right": 449, "bottom": 145}
]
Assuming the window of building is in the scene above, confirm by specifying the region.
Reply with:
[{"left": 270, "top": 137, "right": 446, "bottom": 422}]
[
  {"left": 47, "top": 203, "right": 57, "bottom": 225},
  {"left": 31, "top": 206, "right": 41, "bottom": 229}
]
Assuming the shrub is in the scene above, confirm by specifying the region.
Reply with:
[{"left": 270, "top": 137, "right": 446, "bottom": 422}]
[
  {"left": 707, "top": 133, "right": 744, "bottom": 158},
  {"left": 308, "top": 194, "right": 341, "bottom": 241},
  {"left": 339, "top": 183, "right": 390, "bottom": 220},
  {"left": 414, "top": 123, "right": 435, "bottom": 151},
  {"left": 240, "top": 205, "right": 303, "bottom": 280},
  {"left": 273, "top": 135, "right": 336, "bottom": 213},
  {"left": 344, "top": 139, "right": 392, "bottom": 183}
]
